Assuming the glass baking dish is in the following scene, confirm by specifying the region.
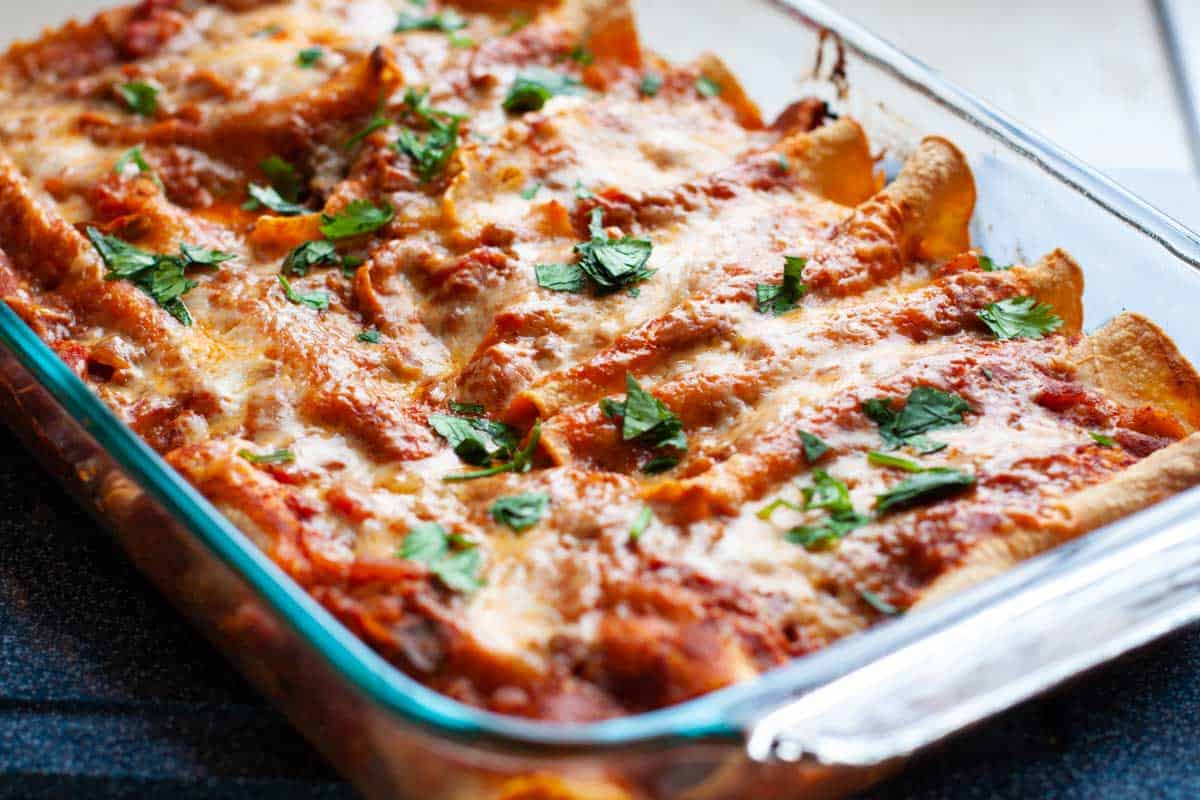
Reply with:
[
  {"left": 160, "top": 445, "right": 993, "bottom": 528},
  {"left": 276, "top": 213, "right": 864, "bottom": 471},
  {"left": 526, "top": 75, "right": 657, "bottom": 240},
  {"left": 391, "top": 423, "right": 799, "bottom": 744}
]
[{"left": 3, "top": 0, "right": 1200, "bottom": 797}]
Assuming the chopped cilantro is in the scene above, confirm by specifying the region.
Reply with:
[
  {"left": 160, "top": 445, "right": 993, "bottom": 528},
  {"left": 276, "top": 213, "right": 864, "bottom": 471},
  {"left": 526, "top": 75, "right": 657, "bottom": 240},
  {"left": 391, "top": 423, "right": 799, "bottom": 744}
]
[
  {"left": 114, "top": 145, "right": 162, "bottom": 188},
  {"left": 867, "top": 451, "right": 925, "bottom": 472},
  {"left": 978, "top": 297, "right": 1064, "bottom": 340},
  {"left": 875, "top": 467, "right": 975, "bottom": 514},
  {"left": 860, "top": 589, "right": 903, "bottom": 616},
  {"left": 283, "top": 240, "right": 340, "bottom": 276},
  {"left": 260, "top": 155, "right": 302, "bottom": 203},
  {"left": 244, "top": 184, "right": 307, "bottom": 216},
  {"left": 695, "top": 76, "right": 722, "bottom": 97},
  {"left": 979, "top": 254, "right": 1011, "bottom": 272},
  {"left": 521, "top": 181, "right": 543, "bottom": 200},
  {"left": 319, "top": 199, "right": 395, "bottom": 239},
  {"left": 395, "top": 8, "right": 467, "bottom": 33},
  {"left": 449, "top": 401, "right": 486, "bottom": 416},
  {"left": 400, "top": 522, "right": 483, "bottom": 593},
  {"left": 346, "top": 113, "right": 389, "bottom": 150},
  {"left": 86, "top": 228, "right": 230, "bottom": 325},
  {"left": 535, "top": 262, "right": 587, "bottom": 293},
  {"left": 778, "top": 153, "right": 792, "bottom": 172},
  {"left": 297, "top": 47, "right": 324, "bottom": 68},
  {"left": 757, "top": 255, "right": 807, "bottom": 315},
  {"left": 629, "top": 506, "right": 653, "bottom": 540},
  {"left": 430, "top": 413, "right": 519, "bottom": 467},
  {"left": 641, "top": 455, "right": 680, "bottom": 475},
  {"left": 277, "top": 274, "right": 329, "bottom": 311},
  {"left": 444, "top": 421, "right": 542, "bottom": 482},
  {"left": 503, "top": 68, "right": 584, "bottom": 113},
  {"left": 799, "top": 431, "right": 830, "bottom": 462},
  {"left": 490, "top": 492, "right": 549, "bottom": 532},
  {"left": 238, "top": 448, "right": 295, "bottom": 465},
  {"left": 862, "top": 386, "right": 971, "bottom": 454},
  {"left": 639, "top": 72, "right": 663, "bottom": 97},
  {"left": 601, "top": 374, "right": 687, "bottom": 454},
  {"left": 1090, "top": 432, "right": 1118, "bottom": 448},
  {"left": 117, "top": 81, "right": 159, "bottom": 116},
  {"left": 569, "top": 45, "right": 594, "bottom": 66},
  {"left": 564, "top": 207, "right": 654, "bottom": 295},
  {"left": 573, "top": 180, "right": 595, "bottom": 200},
  {"left": 356, "top": 329, "right": 382, "bottom": 343},
  {"left": 392, "top": 88, "right": 463, "bottom": 182}
]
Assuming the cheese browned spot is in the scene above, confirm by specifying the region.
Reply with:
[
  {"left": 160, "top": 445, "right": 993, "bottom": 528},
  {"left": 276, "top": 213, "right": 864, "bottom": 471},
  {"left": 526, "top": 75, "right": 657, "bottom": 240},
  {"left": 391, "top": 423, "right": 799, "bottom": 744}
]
[{"left": 1, "top": 0, "right": 1198, "bottom": 723}]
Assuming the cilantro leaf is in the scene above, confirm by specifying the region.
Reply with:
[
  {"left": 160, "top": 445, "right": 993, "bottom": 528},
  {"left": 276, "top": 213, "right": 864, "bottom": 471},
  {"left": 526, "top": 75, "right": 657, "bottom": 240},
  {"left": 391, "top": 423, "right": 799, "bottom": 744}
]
[
  {"left": 283, "top": 240, "right": 340, "bottom": 276},
  {"left": 521, "top": 181, "right": 543, "bottom": 200},
  {"left": 863, "top": 386, "right": 971, "bottom": 453},
  {"left": 978, "top": 297, "right": 1064, "bottom": 340},
  {"left": 117, "top": 81, "right": 159, "bottom": 116},
  {"left": 114, "top": 145, "right": 162, "bottom": 188},
  {"left": 639, "top": 72, "right": 663, "bottom": 97},
  {"left": 571, "top": 208, "right": 654, "bottom": 295},
  {"left": 85, "top": 229, "right": 227, "bottom": 325},
  {"left": 346, "top": 113, "right": 390, "bottom": 150},
  {"left": 297, "top": 47, "right": 324, "bottom": 68},
  {"left": 260, "top": 155, "right": 302, "bottom": 203},
  {"left": 757, "top": 255, "right": 807, "bottom": 315},
  {"left": 695, "top": 76, "right": 722, "bottom": 97},
  {"left": 535, "top": 262, "right": 587, "bottom": 293},
  {"left": 490, "top": 492, "right": 549, "bottom": 532},
  {"left": 400, "top": 522, "right": 483, "bottom": 593},
  {"left": 395, "top": 8, "right": 467, "bottom": 33},
  {"left": 979, "top": 254, "right": 1011, "bottom": 272},
  {"left": 641, "top": 455, "right": 680, "bottom": 474},
  {"left": 1090, "top": 431, "right": 1117, "bottom": 448},
  {"left": 786, "top": 510, "right": 870, "bottom": 551},
  {"left": 356, "top": 329, "right": 382, "bottom": 343},
  {"left": 429, "top": 413, "right": 518, "bottom": 466},
  {"left": 601, "top": 374, "right": 687, "bottom": 453},
  {"left": 630, "top": 506, "right": 653, "bottom": 540},
  {"left": 443, "top": 421, "right": 542, "bottom": 482},
  {"left": 569, "top": 45, "right": 594, "bottom": 66},
  {"left": 860, "top": 589, "right": 903, "bottom": 616},
  {"left": 319, "top": 200, "right": 395, "bottom": 239},
  {"left": 238, "top": 449, "right": 295, "bottom": 465},
  {"left": 875, "top": 467, "right": 975, "bottom": 514},
  {"left": 244, "top": 184, "right": 307, "bottom": 216},
  {"left": 799, "top": 431, "right": 829, "bottom": 462},
  {"left": 449, "top": 401, "right": 486, "bottom": 416},
  {"left": 277, "top": 274, "right": 330, "bottom": 311},
  {"left": 867, "top": 451, "right": 924, "bottom": 472},
  {"left": 503, "top": 68, "right": 584, "bottom": 113}
]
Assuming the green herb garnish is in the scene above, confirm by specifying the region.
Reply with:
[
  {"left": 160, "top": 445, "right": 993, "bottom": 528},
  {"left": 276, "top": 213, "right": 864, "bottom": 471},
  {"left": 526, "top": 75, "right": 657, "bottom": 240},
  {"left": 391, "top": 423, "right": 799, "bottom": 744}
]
[
  {"left": 346, "top": 113, "right": 389, "bottom": 150},
  {"left": 786, "top": 511, "right": 870, "bottom": 551},
  {"left": 979, "top": 254, "right": 1011, "bottom": 272},
  {"left": 639, "top": 72, "right": 663, "bottom": 97},
  {"left": 283, "top": 240, "right": 340, "bottom": 276},
  {"left": 393, "top": 88, "right": 463, "bottom": 182},
  {"left": 978, "top": 297, "right": 1063, "bottom": 340},
  {"left": 862, "top": 386, "right": 971, "bottom": 454},
  {"left": 238, "top": 449, "right": 295, "bottom": 465},
  {"left": 443, "top": 421, "right": 542, "bottom": 482},
  {"left": 875, "top": 467, "right": 976, "bottom": 514},
  {"left": 799, "top": 431, "right": 829, "bottom": 463},
  {"left": 116, "top": 81, "right": 159, "bottom": 116},
  {"left": 277, "top": 274, "right": 330, "bottom": 311},
  {"left": 521, "top": 181, "right": 543, "bottom": 200},
  {"left": 260, "top": 155, "right": 302, "bottom": 203},
  {"left": 297, "top": 47, "right": 324, "bottom": 68},
  {"left": 860, "top": 589, "right": 903, "bottom": 616},
  {"left": 503, "top": 68, "right": 584, "bottom": 113},
  {"left": 569, "top": 45, "right": 594, "bottom": 65},
  {"left": 601, "top": 374, "right": 687, "bottom": 455},
  {"left": 394, "top": 8, "right": 467, "bottom": 33},
  {"left": 449, "top": 401, "right": 486, "bottom": 416},
  {"left": 1090, "top": 432, "right": 1117, "bottom": 448},
  {"left": 630, "top": 506, "right": 653, "bottom": 540},
  {"left": 573, "top": 207, "right": 654, "bottom": 295},
  {"left": 319, "top": 199, "right": 395, "bottom": 239},
  {"left": 490, "top": 492, "right": 549, "bottom": 532},
  {"left": 535, "top": 262, "right": 587, "bottom": 293},
  {"left": 86, "top": 228, "right": 231, "bottom": 325},
  {"left": 756, "top": 255, "right": 807, "bottom": 315},
  {"left": 244, "top": 184, "right": 307, "bottom": 216},
  {"left": 695, "top": 76, "right": 721, "bottom": 97},
  {"left": 400, "top": 522, "right": 483, "bottom": 593},
  {"left": 867, "top": 451, "right": 925, "bottom": 472},
  {"left": 430, "top": 413, "right": 519, "bottom": 467},
  {"left": 356, "top": 329, "right": 382, "bottom": 343},
  {"left": 114, "top": 145, "right": 162, "bottom": 188}
]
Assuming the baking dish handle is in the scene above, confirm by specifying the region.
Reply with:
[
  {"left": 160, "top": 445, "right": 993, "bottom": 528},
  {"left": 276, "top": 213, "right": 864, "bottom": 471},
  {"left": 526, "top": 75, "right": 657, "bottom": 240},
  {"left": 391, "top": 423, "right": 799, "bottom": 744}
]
[{"left": 745, "top": 498, "right": 1200, "bottom": 766}]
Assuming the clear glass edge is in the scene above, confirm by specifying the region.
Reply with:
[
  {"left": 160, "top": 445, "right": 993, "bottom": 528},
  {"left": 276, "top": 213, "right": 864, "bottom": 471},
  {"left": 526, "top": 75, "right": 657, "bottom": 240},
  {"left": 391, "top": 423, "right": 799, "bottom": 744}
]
[{"left": 0, "top": 0, "right": 1196, "bottom": 753}]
